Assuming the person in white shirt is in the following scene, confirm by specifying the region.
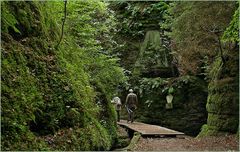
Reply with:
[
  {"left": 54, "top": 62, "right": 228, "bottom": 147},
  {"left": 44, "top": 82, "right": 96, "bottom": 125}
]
[{"left": 111, "top": 96, "right": 122, "bottom": 122}]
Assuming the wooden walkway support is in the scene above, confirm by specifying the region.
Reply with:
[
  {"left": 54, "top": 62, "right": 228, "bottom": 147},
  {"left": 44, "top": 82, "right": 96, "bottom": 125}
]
[{"left": 117, "top": 120, "right": 184, "bottom": 137}]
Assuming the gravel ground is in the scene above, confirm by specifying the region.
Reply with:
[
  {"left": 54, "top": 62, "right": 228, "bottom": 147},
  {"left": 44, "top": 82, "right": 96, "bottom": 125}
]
[{"left": 133, "top": 134, "right": 239, "bottom": 151}]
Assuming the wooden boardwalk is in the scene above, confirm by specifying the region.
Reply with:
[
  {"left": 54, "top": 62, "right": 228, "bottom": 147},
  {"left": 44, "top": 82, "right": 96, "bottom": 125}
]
[{"left": 117, "top": 120, "right": 184, "bottom": 137}]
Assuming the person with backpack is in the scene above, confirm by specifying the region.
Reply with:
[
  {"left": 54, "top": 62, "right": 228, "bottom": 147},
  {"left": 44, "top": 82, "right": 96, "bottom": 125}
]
[
  {"left": 125, "top": 89, "right": 138, "bottom": 123},
  {"left": 111, "top": 96, "right": 122, "bottom": 122}
]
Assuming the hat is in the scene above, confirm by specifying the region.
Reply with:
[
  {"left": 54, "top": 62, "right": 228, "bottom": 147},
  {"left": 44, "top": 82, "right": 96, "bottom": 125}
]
[{"left": 129, "top": 89, "right": 133, "bottom": 92}]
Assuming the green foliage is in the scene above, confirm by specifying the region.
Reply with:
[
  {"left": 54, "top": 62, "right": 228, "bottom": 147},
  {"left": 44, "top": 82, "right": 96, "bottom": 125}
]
[
  {"left": 1, "top": 0, "right": 126, "bottom": 150},
  {"left": 136, "top": 76, "right": 208, "bottom": 136},
  {"left": 200, "top": 50, "right": 239, "bottom": 136},
  {"left": 1, "top": 2, "right": 60, "bottom": 40},
  {"left": 56, "top": 0, "right": 127, "bottom": 149},
  {"left": 136, "top": 30, "right": 170, "bottom": 71},
  {"left": 47, "top": 117, "right": 112, "bottom": 151},
  {"left": 137, "top": 77, "right": 168, "bottom": 97},
  {"left": 1, "top": 42, "right": 49, "bottom": 150},
  {"left": 109, "top": 1, "right": 171, "bottom": 71},
  {"left": 1, "top": 2, "right": 21, "bottom": 33},
  {"left": 1, "top": 2, "right": 63, "bottom": 149},
  {"left": 110, "top": 1, "right": 169, "bottom": 39},
  {"left": 170, "top": 1, "right": 237, "bottom": 75},
  {"left": 197, "top": 124, "right": 219, "bottom": 138},
  {"left": 168, "top": 87, "right": 174, "bottom": 94},
  {"left": 189, "top": 2, "right": 240, "bottom": 137},
  {"left": 222, "top": 5, "right": 239, "bottom": 42}
]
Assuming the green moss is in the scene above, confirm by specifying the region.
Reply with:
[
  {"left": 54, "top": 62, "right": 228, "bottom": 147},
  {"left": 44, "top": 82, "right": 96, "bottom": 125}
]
[
  {"left": 207, "top": 113, "right": 238, "bottom": 132},
  {"left": 1, "top": 1, "right": 124, "bottom": 150},
  {"left": 208, "top": 78, "right": 237, "bottom": 94},
  {"left": 207, "top": 92, "right": 238, "bottom": 115},
  {"left": 197, "top": 124, "right": 219, "bottom": 137},
  {"left": 46, "top": 117, "right": 113, "bottom": 151},
  {"left": 199, "top": 46, "right": 239, "bottom": 136}
]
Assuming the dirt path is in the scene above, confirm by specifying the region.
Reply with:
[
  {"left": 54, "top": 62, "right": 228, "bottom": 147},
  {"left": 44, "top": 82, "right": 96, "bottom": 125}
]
[{"left": 133, "top": 134, "right": 239, "bottom": 151}]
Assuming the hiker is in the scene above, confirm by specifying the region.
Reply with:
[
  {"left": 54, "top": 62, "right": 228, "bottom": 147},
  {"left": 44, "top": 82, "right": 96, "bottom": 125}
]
[
  {"left": 111, "top": 96, "right": 122, "bottom": 122},
  {"left": 125, "top": 89, "right": 138, "bottom": 123}
]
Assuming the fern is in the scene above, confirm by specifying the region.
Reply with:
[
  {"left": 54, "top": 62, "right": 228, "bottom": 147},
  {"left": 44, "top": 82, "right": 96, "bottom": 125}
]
[{"left": 1, "top": 2, "right": 21, "bottom": 33}]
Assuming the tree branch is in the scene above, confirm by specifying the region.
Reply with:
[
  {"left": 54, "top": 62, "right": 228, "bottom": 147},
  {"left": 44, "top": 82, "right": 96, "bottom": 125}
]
[
  {"left": 200, "top": 25, "right": 225, "bottom": 64},
  {"left": 217, "top": 35, "right": 225, "bottom": 64}
]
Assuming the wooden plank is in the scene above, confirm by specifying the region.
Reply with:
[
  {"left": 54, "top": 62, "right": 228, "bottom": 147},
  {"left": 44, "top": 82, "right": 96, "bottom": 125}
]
[{"left": 117, "top": 120, "right": 184, "bottom": 136}]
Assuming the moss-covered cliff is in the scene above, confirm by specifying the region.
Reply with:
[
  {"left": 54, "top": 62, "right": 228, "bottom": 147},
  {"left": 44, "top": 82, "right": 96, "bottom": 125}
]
[
  {"left": 111, "top": 1, "right": 238, "bottom": 138},
  {"left": 1, "top": 1, "right": 125, "bottom": 150},
  {"left": 198, "top": 6, "right": 239, "bottom": 137},
  {"left": 198, "top": 51, "right": 239, "bottom": 137},
  {"left": 109, "top": 1, "right": 172, "bottom": 72}
]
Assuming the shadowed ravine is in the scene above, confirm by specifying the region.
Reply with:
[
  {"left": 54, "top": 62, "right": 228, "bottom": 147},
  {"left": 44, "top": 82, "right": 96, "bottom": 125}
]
[{"left": 1, "top": 1, "right": 239, "bottom": 151}]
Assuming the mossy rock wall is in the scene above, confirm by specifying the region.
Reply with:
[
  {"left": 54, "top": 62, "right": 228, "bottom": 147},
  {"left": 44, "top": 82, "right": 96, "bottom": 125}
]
[
  {"left": 1, "top": 1, "right": 120, "bottom": 150},
  {"left": 198, "top": 51, "right": 239, "bottom": 136},
  {"left": 136, "top": 76, "right": 208, "bottom": 136},
  {"left": 110, "top": 2, "right": 172, "bottom": 73}
]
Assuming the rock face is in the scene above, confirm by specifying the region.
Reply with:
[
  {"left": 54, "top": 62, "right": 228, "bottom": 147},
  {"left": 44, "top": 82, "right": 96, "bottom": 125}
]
[
  {"left": 134, "top": 30, "right": 175, "bottom": 78},
  {"left": 1, "top": 1, "right": 120, "bottom": 150},
  {"left": 136, "top": 76, "right": 208, "bottom": 136},
  {"left": 129, "top": 30, "right": 208, "bottom": 136},
  {"left": 198, "top": 51, "right": 239, "bottom": 136},
  {"left": 137, "top": 30, "right": 169, "bottom": 67}
]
